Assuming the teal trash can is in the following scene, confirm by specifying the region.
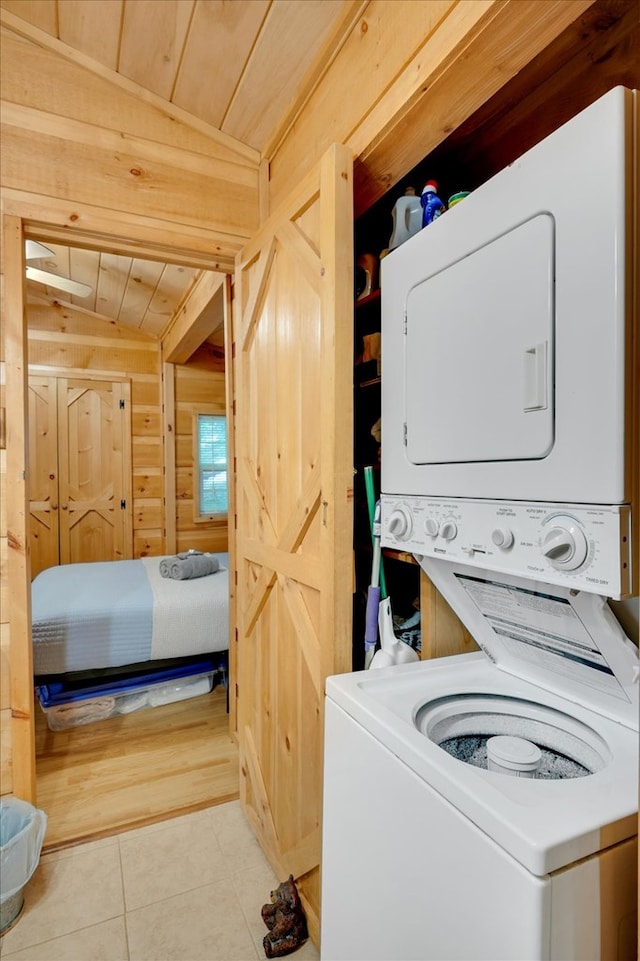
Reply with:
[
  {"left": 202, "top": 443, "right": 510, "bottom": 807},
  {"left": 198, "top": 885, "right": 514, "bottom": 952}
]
[{"left": 0, "top": 798, "right": 47, "bottom": 933}]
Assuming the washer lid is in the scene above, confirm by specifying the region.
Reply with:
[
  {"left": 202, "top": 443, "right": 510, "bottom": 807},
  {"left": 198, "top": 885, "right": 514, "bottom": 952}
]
[{"left": 418, "top": 557, "right": 639, "bottom": 730}]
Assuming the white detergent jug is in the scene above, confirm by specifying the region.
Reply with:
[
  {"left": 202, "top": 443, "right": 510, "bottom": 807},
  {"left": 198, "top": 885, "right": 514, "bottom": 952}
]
[{"left": 389, "top": 187, "right": 422, "bottom": 250}]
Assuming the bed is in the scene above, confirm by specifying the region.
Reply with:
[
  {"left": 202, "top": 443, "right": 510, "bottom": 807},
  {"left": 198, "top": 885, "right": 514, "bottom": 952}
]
[{"left": 31, "top": 553, "right": 229, "bottom": 677}]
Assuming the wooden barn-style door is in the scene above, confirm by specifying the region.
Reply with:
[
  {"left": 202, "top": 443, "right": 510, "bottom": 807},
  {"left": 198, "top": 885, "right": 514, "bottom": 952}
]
[
  {"left": 29, "top": 375, "right": 132, "bottom": 577},
  {"left": 231, "top": 144, "right": 353, "bottom": 940}
]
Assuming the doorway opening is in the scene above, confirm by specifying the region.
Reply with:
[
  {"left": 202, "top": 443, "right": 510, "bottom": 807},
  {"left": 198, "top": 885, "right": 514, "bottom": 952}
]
[{"left": 13, "top": 219, "right": 239, "bottom": 848}]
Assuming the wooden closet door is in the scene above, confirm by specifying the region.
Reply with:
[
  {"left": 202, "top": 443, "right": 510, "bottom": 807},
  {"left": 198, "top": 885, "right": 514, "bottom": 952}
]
[
  {"left": 57, "top": 378, "right": 132, "bottom": 564},
  {"left": 28, "top": 376, "right": 60, "bottom": 577},
  {"left": 232, "top": 144, "right": 353, "bottom": 941}
]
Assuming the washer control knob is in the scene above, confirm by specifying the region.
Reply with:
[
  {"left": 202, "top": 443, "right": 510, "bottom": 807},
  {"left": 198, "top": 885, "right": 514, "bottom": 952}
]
[
  {"left": 541, "top": 524, "right": 589, "bottom": 571},
  {"left": 440, "top": 521, "right": 458, "bottom": 541},
  {"left": 425, "top": 518, "right": 439, "bottom": 537},
  {"left": 387, "top": 507, "right": 413, "bottom": 541},
  {"left": 492, "top": 527, "right": 514, "bottom": 550}
]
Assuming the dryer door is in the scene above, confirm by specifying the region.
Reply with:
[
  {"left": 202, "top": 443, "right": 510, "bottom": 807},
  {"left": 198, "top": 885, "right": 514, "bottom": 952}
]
[{"left": 405, "top": 214, "right": 555, "bottom": 465}]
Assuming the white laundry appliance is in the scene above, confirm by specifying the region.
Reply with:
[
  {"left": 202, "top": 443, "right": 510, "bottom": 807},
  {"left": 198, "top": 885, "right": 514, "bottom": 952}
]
[
  {"left": 321, "top": 563, "right": 638, "bottom": 960},
  {"left": 380, "top": 85, "right": 637, "bottom": 599},
  {"left": 320, "top": 87, "right": 639, "bottom": 961}
]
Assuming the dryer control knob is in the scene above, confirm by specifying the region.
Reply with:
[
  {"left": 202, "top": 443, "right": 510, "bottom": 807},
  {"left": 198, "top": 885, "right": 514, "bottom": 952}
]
[
  {"left": 425, "top": 518, "right": 439, "bottom": 537},
  {"left": 440, "top": 521, "right": 458, "bottom": 541},
  {"left": 387, "top": 507, "right": 413, "bottom": 541},
  {"left": 492, "top": 527, "right": 514, "bottom": 550},
  {"left": 541, "top": 524, "right": 589, "bottom": 571}
]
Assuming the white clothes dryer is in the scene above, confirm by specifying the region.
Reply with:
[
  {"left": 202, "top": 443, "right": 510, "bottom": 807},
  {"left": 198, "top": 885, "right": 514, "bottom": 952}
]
[{"left": 320, "top": 560, "right": 638, "bottom": 961}]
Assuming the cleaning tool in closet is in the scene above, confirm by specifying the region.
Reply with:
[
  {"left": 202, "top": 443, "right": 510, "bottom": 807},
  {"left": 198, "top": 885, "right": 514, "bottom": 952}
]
[
  {"left": 363, "top": 467, "right": 386, "bottom": 670},
  {"left": 364, "top": 499, "right": 383, "bottom": 670},
  {"left": 369, "top": 596, "right": 419, "bottom": 669},
  {"left": 362, "top": 469, "right": 419, "bottom": 670},
  {"left": 366, "top": 509, "right": 419, "bottom": 669}
]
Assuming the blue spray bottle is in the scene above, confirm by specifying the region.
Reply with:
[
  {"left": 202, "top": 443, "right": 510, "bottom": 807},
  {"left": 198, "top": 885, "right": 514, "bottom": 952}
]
[{"left": 420, "top": 180, "right": 445, "bottom": 228}]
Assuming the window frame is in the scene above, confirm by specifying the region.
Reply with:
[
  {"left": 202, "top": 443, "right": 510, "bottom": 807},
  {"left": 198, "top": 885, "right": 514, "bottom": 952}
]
[{"left": 192, "top": 409, "right": 229, "bottom": 524}]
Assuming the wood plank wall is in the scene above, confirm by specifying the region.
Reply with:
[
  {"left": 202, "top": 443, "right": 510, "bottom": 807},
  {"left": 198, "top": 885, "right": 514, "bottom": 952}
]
[
  {"left": 26, "top": 303, "right": 229, "bottom": 562},
  {"left": 26, "top": 300, "right": 165, "bottom": 558},
  {"left": 267, "top": 0, "right": 596, "bottom": 215},
  {"left": 174, "top": 347, "right": 228, "bottom": 556},
  {"left": 0, "top": 367, "right": 10, "bottom": 792}
]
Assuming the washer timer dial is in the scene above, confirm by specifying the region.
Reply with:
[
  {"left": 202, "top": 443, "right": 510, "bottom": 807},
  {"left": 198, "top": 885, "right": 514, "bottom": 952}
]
[{"left": 387, "top": 506, "right": 413, "bottom": 540}]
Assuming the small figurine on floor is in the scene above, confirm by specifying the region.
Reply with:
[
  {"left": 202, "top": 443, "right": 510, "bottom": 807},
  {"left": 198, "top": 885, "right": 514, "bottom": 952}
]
[{"left": 261, "top": 875, "right": 309, "bottom": 958}]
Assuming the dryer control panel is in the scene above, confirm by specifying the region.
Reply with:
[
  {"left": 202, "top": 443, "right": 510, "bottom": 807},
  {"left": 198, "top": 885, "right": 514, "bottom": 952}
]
[{"left": 380, "top": 496, "right": 632, "bottom": 598}]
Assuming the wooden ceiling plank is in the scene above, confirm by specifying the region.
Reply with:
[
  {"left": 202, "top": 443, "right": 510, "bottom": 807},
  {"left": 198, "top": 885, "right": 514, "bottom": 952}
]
[
  {"left": 118, "top": 0, "right": 195, "bottom": 101},
  {"left": 1, "top": 11, "right": 261, "bottom": 165},
  {"left": 267, "top": 0, "right": 456, "bottom": 205},
  {"left": 172, "top": 0, "right": 270, "bottom": 130},
  {"left": 68, "top": 246, "right": 100, "bottom": 313},
  {"left": 95, "top": 251, "right": 132, "bottom": 321},
  {"left": 117, "top": 258, "right": 165, "bottom": 330},
  {"left": 262, "top": 0, "right": 369, "bottom": 161},
  {"left": 0, "top": 0, "right": 56, "bottom": 35},
  {"left": 222, "top": 0, "right": 349, "bottom": 151},
  {"left": 142, "top": 263, "right": 199, "bottom": 340},
  {"left": 57, "top": 0, "right": 123, "bottom": 71},
  {"left": 162, "top": 271, "right": 226, "bottom": 364}
]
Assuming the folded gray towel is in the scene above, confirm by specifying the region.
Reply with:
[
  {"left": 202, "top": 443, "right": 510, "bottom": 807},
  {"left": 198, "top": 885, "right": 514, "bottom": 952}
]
[{"left": 159, "top": 553, "right": 221, "bottom": 580}]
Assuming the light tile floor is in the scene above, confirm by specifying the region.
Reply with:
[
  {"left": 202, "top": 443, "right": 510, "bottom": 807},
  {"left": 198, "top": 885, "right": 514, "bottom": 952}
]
[{"left": 0, "top": 802, "right": 320, "bottom": 961}]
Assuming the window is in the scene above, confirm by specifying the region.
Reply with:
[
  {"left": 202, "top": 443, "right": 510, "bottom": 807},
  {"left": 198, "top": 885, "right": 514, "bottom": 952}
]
[{"left": 196, "top": 414, "right": 228, "bottom": 517}]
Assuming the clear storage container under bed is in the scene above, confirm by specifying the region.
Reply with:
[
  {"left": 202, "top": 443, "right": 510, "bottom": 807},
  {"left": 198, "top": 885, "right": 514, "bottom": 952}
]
[{"left": 36, "top": 655, "right": 226, "bottom": 731}]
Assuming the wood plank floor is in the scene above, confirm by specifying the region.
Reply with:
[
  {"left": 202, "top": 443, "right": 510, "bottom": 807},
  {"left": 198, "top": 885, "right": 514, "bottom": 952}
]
[{"left": 35, "top": 686, "right": 239, "bottom": 851}]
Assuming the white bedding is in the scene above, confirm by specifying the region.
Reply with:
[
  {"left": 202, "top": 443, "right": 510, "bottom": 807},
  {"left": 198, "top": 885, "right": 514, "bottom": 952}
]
[
  {"left": 31, "top": 553, "right": 229, "bottom": 675},
  {"left": 141, "top": 556, "right": 229, "bottom": 661}
]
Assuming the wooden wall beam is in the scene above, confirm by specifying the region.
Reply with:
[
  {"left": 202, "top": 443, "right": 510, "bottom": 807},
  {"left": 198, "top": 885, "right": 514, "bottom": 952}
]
[
  {"left": 353, "top": 0, "right": 598, "bottom": 215},
  {"left": 2, "top": 214, "right": 36, "bottom": 802},
  {"left": 2, "top": 189, "right": 243, "bottom": 272},
  {"left": 162, "top": 363, "right": 176, "bottom": 556},
  {"left": 162, "top": 272, "right": 226, "bottom": 364},
  {"left": 267, "top": 0, "right": 596, "bottom": 215},
  {"left": 1, "top": 117, "right": 257, "bottom": 240}
]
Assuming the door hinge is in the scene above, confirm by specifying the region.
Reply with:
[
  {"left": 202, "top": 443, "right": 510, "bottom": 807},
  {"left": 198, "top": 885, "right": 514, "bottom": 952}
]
[
  {"left": 120, "top": 499, "right": 127, "bottom": 509},
  {"left": 403, "top": 308, "right": 408, "bottom": 336},
  {"left": 403, "top": 422, "right": 407, "bottom": 447},
  {"left": 119, "top": 399, "right": 125, "bottom": 409}
]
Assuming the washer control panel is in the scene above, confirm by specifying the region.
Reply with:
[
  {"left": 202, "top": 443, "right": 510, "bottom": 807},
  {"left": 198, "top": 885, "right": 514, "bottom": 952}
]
[{"left": 380, "top": 496, "right": 632, "bottom": 598}]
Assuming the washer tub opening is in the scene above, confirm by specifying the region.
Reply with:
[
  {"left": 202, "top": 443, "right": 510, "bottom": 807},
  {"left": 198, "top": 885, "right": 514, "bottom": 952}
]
[{"left": 415, "top": 694, "right": 610, "bottom": 779}]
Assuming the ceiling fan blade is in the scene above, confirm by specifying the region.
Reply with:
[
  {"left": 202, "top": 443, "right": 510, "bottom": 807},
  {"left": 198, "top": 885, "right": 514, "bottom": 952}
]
[
  {"left": 26, "top": 266, "right": 93, "bottom": 298},
  {"left": 25, "top": 240, "right": 55, "bottom": 261}
]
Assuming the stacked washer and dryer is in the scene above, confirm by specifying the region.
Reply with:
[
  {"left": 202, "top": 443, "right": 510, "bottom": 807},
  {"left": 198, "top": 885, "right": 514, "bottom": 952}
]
[{"left": 321, "top": 87, "right": 639, "bottom": 961}]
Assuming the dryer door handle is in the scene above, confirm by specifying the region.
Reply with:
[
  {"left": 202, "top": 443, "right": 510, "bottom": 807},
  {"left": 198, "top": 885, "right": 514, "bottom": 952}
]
[{"left": 524, "top": 342, "right": 548, "bottom": 412}]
